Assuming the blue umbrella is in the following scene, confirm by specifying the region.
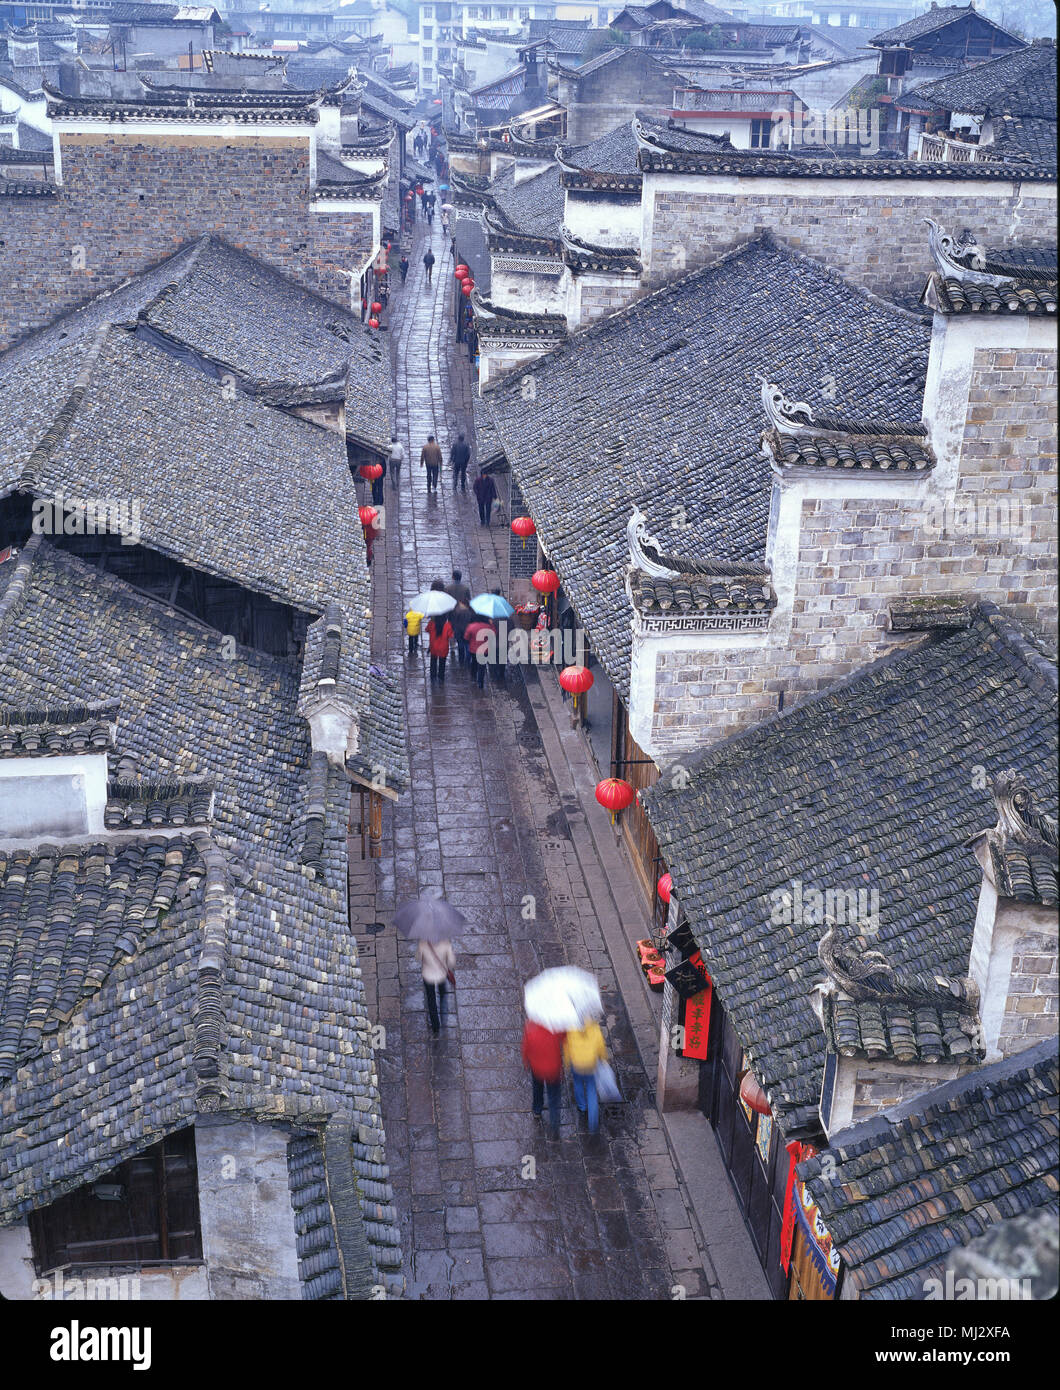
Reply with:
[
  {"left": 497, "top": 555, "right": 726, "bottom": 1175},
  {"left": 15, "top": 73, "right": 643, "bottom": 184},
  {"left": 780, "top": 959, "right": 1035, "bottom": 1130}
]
[{"left": 470, "top": 593, "right": 514, "bottom": 619}]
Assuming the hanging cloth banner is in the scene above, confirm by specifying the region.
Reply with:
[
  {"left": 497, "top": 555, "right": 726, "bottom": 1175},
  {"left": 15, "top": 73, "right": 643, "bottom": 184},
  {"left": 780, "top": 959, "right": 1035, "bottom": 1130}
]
[
  {"left": 794, "top": 1174, "right": 840, "bottom": 1296},
  {"left": 681, "top": 980, "right": 712, "bottom": 1059},
  {"left": 780, "top": 1141, "right": 814, "bottom": 1273}
]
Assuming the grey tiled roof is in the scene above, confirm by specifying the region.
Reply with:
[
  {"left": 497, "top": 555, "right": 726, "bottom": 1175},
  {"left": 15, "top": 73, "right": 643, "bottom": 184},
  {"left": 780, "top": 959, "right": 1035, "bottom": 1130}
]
[
  {"left": 0, "top": 235, "right": 392, "bottom": 452},
  {"left": 558, "top": 119, "right": 642, "bottom": 177},
  {"left": 1, "top": 323, "right": 372, "bottom": 621},
  {"left": 870, "top": 4, "right": 995, "bottom": 45},
  {"left": 765, "top": 428, "right": 935, "bottom": 471},
  {"left": 487, "top": 163, "right": 566, "bottom": 242},
  {"left": 989, "top": 113, "right": 1058, "bottom": 164},
  {"left": 799, "top": 1039, "right": 1059, "bottom": 1300},
  {"left": 480, "top": 237, "right": 929, "bottom": 699},
  {"left": 644, "top": 607, "right": 1058, "bottom": 1139},
  {"left": 630, "top": 569, "right": 774, "bottom": 618},
  {"left": 906, "top": 40, "right": 1056, "bottom": 119},
  {"left": 927, "top": 273, "right": 1058, "bottom": 315},
  {"left": 0, "top": 543, "right": 402, "bottom": 1287},
  {"left": 820, "top": 990, "right": 981, "bottom": 1064}
]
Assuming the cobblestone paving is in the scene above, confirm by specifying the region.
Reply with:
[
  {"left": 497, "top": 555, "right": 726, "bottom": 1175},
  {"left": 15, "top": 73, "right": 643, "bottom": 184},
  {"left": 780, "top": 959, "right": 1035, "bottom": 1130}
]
[{"left": 348, "top": 216, "right": 718, "bottom": 1301}]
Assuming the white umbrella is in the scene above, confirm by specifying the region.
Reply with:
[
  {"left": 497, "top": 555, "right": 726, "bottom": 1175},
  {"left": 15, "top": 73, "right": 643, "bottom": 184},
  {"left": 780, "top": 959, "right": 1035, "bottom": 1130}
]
[
  {"left": 524, "top": 967, "right": 602, "bottom": 1031},
  {"left": 409, "top": 590, "right": 457, "bottom": 617}
]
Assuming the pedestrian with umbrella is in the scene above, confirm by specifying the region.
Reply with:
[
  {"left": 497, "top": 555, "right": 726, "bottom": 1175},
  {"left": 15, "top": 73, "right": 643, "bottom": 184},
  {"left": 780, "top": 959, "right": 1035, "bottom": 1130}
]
[
  {"left": 465, "top": 616, "right": 496, "bottom": 688},
  {"left": 449, "top": 597, "right": 474, "bottom": 668},
  {"left": 395, "top": 894, "right": 466, "bottom": 1037},
  {"left": 523, "top": 968, "right": 602, "bottom": 1137}
]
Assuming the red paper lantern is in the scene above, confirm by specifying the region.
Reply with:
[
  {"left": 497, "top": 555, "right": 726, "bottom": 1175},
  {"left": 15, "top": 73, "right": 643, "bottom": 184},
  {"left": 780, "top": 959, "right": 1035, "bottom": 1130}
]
[
  {"left": 371, "top": 301, "right": 382, "bottom": 314},
  {"left": 657, "top": 872, "right": 672, "bottom": 904},
  {"left": 454, "top": 264, "right": 469, "bottom": 278},
  {"left": 461, "top": 282, "right": 473, "bottom": 297},
  {"left": 595, "top": 777, "right": 634, "bottom": 824},
  {"left": 359, "top": 463, "right": 384, "bottom": 481},
  {"left": 531, "top": 568, "right": 559, "bottom": 595},
  {"left": 358, "top": 505, "right": 378, "bottom": 527},
  {"left": 739, "top": 1071, "right": 771, "bottom": 1117},
  {"left": 510, "top": 515, "right": 536, "bottom": 548},
  {"left": 559, "top": 664, "right": 594, "bottom": 712},
  {"left": 368, "top": 316, "right": 380, "bottom": 329}
]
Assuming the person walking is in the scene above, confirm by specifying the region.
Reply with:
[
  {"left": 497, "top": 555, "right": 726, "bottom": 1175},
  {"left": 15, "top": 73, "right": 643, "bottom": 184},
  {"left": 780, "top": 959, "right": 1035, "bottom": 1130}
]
[
  {"left": 404, "top": 606, "right": 422, "bottom": 657},
  {"left": 399, "top": 254, "right": 410, "bottom": 284},
  {"left": 423, "top": 247, "right": 435, "bottom": 286},
  {"left": 363, "top": 513, "right": 380, "bottom": 569},
  {"left": 522, "top": 1019, "right": 564, "bottom": 1138},
  {"left": 450, "top": 434, "right": 471, "bottom": 493},
  {"left": 427, "top": 611, "right": 453, "bottom": 681},
  {"left": 417, "top": 937, "right": 455, "bottom": 1036},
  {"left": 426, "top": 199, "right": 435, "bottom": 226},
  {"left": 473, "top": 468, "right": 497, "bottom": 526},
  {"left": 388, "top": 435, "right": 404, "bottom": 489},
  {"left": 449, "top": 598, "right": 473, "bottom": 668},
  {"left": 465, "top": 618, "right": 495, "bottom": 689},
  {"left": 564, "top": 1017, "right": 608, "bottom": 1135},
  {"left": 371, "top": 453, "right": 386, "bottom": 506},
  {"left": 421, "top": 435, "right": 442, "bottom": 492},
  {"left": 445, "top": 568, "right": 471, "bottom": 608}
]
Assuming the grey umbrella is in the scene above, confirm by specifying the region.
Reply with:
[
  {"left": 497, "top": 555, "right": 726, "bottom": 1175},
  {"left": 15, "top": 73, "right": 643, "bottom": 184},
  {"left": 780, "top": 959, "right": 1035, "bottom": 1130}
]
[{"left": 394, "top": 893, "right": 468, "bottom": 941}]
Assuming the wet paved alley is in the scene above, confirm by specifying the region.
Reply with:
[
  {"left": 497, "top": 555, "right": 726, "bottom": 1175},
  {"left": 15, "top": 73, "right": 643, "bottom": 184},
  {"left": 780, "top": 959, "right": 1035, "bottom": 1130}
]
[{"left": 349, "top": 215, "right": 721, "bottom": 1300}]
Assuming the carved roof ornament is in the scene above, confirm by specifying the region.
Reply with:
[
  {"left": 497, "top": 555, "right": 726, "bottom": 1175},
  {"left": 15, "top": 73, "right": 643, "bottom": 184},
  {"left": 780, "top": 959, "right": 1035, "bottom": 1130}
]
[
  {"left": 626, "top": 506, "right": 681, "bottom": 579},
  {"left": 987, "top": 769, "right": 1058, "bottom": 850},
  {"left": 925, "top": 217, "right": 1017, "bottom": 289},
  {"left": 814, "top": 922, "right": 979, "bottom": 1012},
  {"left": 760, "top": 377, "right": 815, "bottom": 436}
]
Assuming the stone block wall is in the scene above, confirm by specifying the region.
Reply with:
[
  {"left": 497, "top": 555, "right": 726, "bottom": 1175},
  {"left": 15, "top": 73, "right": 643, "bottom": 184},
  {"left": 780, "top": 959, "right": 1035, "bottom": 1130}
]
[
  {"left": 0, "top": 134, "right": 375, "bottom": 349},
  {"left": 644, "top": 177, "right": 1056, "bottom": 303},
  {"left": 574, "top": 275, "right": 643, "bottom": 326},
  {"left": 997, "top": 928, "right": 1058, "bottom": 1058}
]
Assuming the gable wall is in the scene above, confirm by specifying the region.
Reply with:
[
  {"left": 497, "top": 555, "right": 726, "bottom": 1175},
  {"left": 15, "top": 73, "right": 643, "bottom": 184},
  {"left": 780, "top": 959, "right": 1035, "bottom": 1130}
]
[{"left": 643, "top": 172, "right": 1056, "bottom": 303}]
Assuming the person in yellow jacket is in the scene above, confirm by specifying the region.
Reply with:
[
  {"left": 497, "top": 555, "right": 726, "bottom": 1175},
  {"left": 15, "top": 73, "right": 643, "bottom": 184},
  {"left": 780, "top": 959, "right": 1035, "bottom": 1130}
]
[
  {"left": 563, "top": 1018, "right": 607, "bottom": 1134},
  {"left": 404, "top": 608, "right": 423, "bottom": 657}
]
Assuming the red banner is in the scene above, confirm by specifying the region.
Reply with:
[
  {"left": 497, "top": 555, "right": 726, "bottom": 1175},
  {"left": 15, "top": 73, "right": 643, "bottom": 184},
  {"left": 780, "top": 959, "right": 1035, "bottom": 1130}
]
[
  {"left": 780, "top": 1141, "right": 816, "bottom": 1273},
  {"left": 681, "top": 980, "right": 712, "bottom": 1059}
]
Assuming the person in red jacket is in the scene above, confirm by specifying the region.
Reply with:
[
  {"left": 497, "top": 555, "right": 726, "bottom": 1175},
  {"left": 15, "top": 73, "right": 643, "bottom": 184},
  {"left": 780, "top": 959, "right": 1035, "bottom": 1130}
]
[
  {"left": 522, "top": 1019, "right": 565, "bottom": 1137},
  {"left": 426, "top": 613, "right": 453, "bottom": 681}
]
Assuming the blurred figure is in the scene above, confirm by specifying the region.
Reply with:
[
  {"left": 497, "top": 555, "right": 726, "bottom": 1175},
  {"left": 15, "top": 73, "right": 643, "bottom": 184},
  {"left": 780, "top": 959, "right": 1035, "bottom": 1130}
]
[
  {"left": 564, "top": 1018, "right": 608, "bottom": 1134},
  {"left": 522, "top": 1019, "right": 564, "bottom": 1138}
]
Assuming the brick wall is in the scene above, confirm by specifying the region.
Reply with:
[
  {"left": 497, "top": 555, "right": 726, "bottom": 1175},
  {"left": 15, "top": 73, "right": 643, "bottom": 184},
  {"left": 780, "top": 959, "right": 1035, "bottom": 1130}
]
[
  {"left": 649, "top": 416, "right": 1056, "bottom": 755},
  {"left": 997, "top": 928, "right": 1058, "bottom": 1058},
  {"left": 0, "top": 134, "right": 374, "bottom": 348},
  {"left": 575, "top": 276, "right": 642, "bottom": 325},
  {"left": 646, "top": 178, "right": 1056, "bottom": 302}
]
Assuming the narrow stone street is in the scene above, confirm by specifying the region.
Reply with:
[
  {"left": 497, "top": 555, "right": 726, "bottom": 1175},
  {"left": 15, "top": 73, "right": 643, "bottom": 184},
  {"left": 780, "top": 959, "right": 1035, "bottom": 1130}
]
[{"left": 348, "top": 213, "right": 720, "bottom": 1300}]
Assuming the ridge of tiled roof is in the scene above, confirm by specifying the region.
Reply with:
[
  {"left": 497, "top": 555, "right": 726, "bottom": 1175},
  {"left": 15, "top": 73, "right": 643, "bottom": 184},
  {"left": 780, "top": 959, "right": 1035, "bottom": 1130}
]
[
  {"left": 870, "top": 4, "right": 1008, "bottom": 45},
  {"left": 905, "top": 40, "right": 1056, "bottom": 119},
  {"left": 0, "top": 700, "right": 118, "bottom": 757},
  {"left": 482, "top": 235, "right": 930, "bottom": 699},
  {"left": 44, "top": 80, "right": 321, "bottom": 123},
  {"left": 965, "top": 769, "right": 1059, "bottom": 907},
  {"left": 0, "top": 542, "right": 397, "bottom": 1245},
  {"left": 798, "top": 1039, "right": 1058, "bottom": 1300},
  {"left": 643, "top": 605, "right": 1058, "bottom": 1140}
]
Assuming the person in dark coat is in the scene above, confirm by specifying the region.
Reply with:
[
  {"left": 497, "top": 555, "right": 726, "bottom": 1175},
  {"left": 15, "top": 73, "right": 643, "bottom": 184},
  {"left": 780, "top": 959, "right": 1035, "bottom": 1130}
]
[
  {"left": 371, "top": 453, "right": 386, "bottom": 505},
  {"left": 450, "top": 434, "right": 471, "bottom": 492},
  {"left": 399, "top": 254, "right": 410, "bottom": 284},
  {"left": 449, "top": 598, "right": 473, "bottom": 667},
  {"left": 445, "top": 569, "right": 472, "bottom": 607},
  {"left": 522, "top": 1020, "right": 565, "bottom": 1138},
  {"left": 423, "top": 248, "right": 435, "bottom": 286},
  {"left": 473, "top": 468, "right": 497, "bottom": 526}
]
